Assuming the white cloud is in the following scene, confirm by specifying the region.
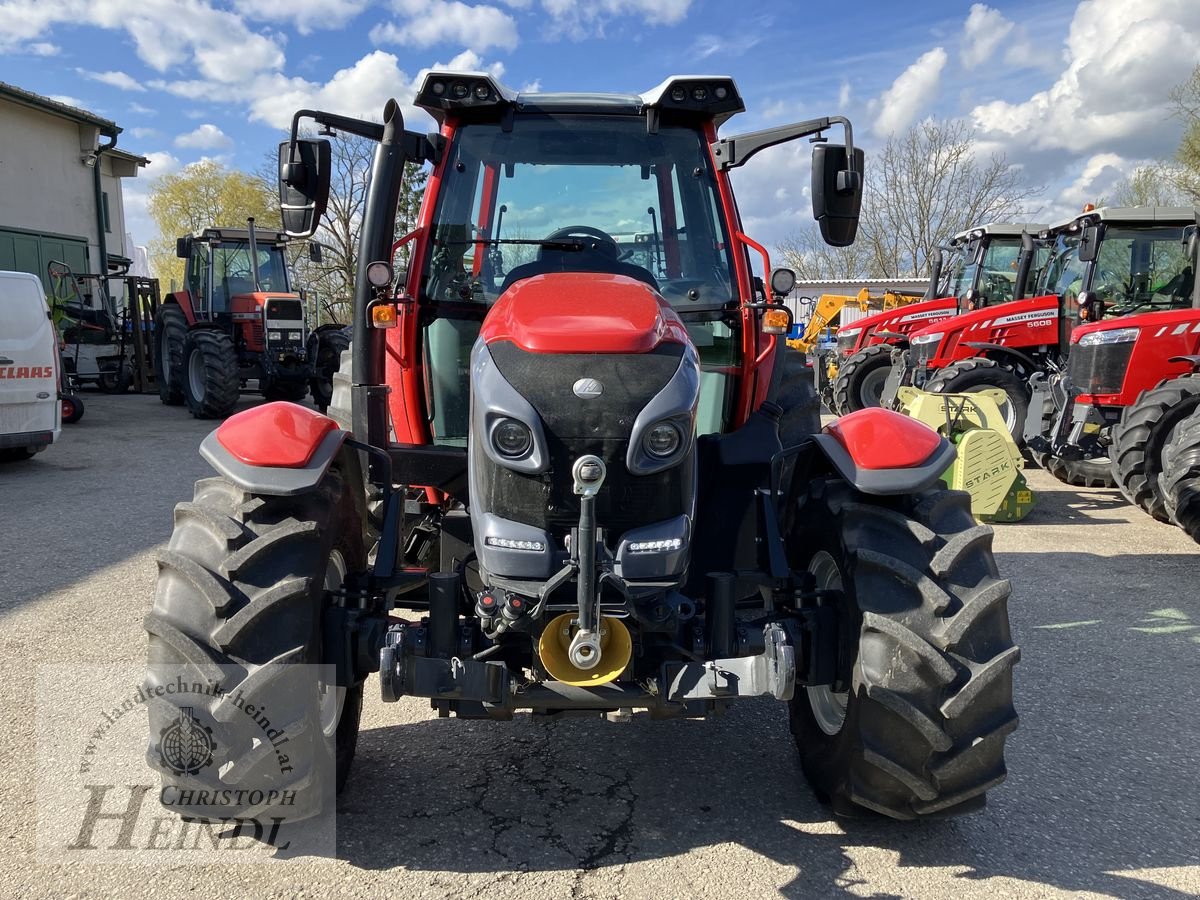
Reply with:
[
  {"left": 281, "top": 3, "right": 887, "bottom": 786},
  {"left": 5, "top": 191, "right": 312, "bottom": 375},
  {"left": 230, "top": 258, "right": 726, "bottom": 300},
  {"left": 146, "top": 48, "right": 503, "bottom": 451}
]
[
  {"left": 1053, "top": 152, "right": 1129, "bottom": 210},
  {"left": 969, "top": 0, "right": 1200, "bottom": 159},
  {"left": 520, "top": 79, "right": 542, "bottom": 93},
  {"left": 540, "top": 0, "right": 692, "bottom": 38},
  {"left": 689, "top": 32, "right": 760, "bottom": 60},
  {"left": 872, "top": 47, "right": 947, "bottom": 137},
  {"left": 231, "top": 0, "right": 369, "bottom": 34},
  {"left": 837, "top": 81, "right": 851, "bottom": 109},
  {"left": 129, "top": 127, "right": 160, "bottom": 139},
  {"left": 960, "top": 4, "right": 1014, "bottom": 69},
  {"left": 26, "top": 41, "right": 60, "bottom": 56},
  {"left": 174, "top": 124, "right": 233, "bottom": 150},
  {"left": 0, "top": 0, "right": 285, "bottom": 83},
  {"left": 47, "top": 94, "right": 86, "bottom": 109},
  {"left": 77, "top": 69, "right": 145, "bottom": 92},
  {"left": 371, "top": 1, "right": 519, "bottom": 53},
  {"left": 144, "top": 151, "right": 182, "bottom": 175},
  {"left": 129, "top": 102, "right": 155, "bottom": 115}
]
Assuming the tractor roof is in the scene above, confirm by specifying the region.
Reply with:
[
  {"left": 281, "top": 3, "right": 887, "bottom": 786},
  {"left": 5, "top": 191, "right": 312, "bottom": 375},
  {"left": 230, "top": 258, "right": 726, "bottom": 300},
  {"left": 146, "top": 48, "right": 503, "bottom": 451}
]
[
  {"left": 1046, "top": 206, "right": 1200, "bottom": 234},
  {"left": 950, "top": 222, "right": 1047, "bottom": 244},
  {"left": 415, "top": 71, "right": 745, "bottom": 127},
  {"left": 192, "top": 227, "right": 289, "bottom": 246}
]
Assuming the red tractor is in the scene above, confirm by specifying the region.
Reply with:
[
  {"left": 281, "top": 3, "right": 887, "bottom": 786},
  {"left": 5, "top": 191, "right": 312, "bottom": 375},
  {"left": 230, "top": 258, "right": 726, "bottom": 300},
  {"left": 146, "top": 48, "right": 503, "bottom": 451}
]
[
  {"left": 1026, "top": 212, "right": 1199, "bottom": 503},
  {"left": 155, "top": 223, "right": 349, "bottom": 418},
  {"left": 144, "top": 74, "right": 1017, "bottom": 825},
  {"left": 830, "top": 222, "right": 1045, "bottom": 413}
]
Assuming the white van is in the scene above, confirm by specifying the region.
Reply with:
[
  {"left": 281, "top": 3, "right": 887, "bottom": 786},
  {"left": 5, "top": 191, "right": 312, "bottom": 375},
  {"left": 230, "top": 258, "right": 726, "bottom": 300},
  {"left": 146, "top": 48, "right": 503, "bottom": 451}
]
[{"left": 1, "top": 271, "right": 61, "bottom": 461}]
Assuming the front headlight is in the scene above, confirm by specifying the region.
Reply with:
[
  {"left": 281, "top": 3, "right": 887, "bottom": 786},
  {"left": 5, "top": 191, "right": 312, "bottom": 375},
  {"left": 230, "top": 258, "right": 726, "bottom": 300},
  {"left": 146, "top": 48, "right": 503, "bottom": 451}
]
[
  {"left": 838, "top": 326, "right": 862, "bottom": 339},
  {"left": 644, "top": 421, "right": 683, "bottom": 458},
  {"left": 1077, "top": 327, "right": 1139, "bottom": 347},
  {"left": 910, "top": 331, "right": 944, "bottom": 346},
  {"left": 492, "top": 418, "right": 533, "bottom": 458},
  {"left": 267, "top": 330, "right": 283, "bottom": 342},
  {"left": 287, "top": 330, "right": 302, "bottom": 341}
]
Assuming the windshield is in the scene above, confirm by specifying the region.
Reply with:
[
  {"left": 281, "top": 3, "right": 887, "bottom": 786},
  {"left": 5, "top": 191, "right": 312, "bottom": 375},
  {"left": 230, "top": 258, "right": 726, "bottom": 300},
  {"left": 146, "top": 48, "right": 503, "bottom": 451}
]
[
  {"left": 211, "top": 242, "right": 290, "bottom": 312},
  {"left": 1037, "top": 232, "right": 1085, "bottom": 299},
  {"left": 1092, "top": 225, "right": 1194, "bottom": 315},
  {"left": 421, "top": 115, "right": 736, "bottom": 308},
  {"left": 944, "top": 236, "right": 1024, "bottom": 307}
]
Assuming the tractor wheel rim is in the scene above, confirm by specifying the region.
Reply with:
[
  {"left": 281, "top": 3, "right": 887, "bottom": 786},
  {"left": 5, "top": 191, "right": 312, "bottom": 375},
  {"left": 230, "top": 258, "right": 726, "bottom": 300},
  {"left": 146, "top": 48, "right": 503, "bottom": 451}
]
[
  {"left": 806, "top": 550, "right": 849, "bottom": 736},
  {"left": 858, "top": 366, "right": 890, "bottom": 408},
  {"left": 319, "top": 549, "right": 347, "bottom": 739},
  {"left": 187, "top": 348, "right": 206, "bottom": 402}
]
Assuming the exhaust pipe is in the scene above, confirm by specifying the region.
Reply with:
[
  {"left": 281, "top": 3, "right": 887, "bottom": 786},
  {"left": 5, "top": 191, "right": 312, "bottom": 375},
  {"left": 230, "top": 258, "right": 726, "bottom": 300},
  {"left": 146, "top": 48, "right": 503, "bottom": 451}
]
[{"left": 246, "top": 217, "right": 262, "bottom": 293}]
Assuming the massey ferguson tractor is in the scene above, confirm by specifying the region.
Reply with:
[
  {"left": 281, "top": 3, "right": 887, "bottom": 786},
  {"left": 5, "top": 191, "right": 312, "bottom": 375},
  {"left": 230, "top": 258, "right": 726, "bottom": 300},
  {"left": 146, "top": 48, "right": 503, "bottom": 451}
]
[
  {"left": 154, "top": 223, "right": 349, "bottom": 418},
  {"left": 1025, "top": 212, "right": 1199, "bottom": 506},
  {"left": 831, "top": 222, "right": 1045, "bottom": 414},
  {"left": 144, "top": 74, "right": 1017, "bottom": 825}
]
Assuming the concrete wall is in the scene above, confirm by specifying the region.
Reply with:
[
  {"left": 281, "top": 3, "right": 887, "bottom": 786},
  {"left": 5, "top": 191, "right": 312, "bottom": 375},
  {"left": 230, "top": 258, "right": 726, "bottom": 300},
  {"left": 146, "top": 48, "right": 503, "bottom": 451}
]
[{"left": 0, "top": 98, "right": 100, "bottom": 259}]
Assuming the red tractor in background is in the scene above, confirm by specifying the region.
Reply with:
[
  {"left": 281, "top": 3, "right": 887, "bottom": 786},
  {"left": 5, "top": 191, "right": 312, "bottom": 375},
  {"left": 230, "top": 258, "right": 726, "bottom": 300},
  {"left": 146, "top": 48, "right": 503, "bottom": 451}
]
[
  {"left": 145, "top": 74, "right": 1017, "bottom": 827},
  {"left": 154, "top": 223, "right": 349, "bottom": 418},
  {"left": 894, "top": 208, "right": 1198, "bottom": 487},
  {"left": 830, "top": 222, "right": 1045, "bottom": 414},
  {"left": 1025, "top": 213, "right": 1199, "bottom": 506}
]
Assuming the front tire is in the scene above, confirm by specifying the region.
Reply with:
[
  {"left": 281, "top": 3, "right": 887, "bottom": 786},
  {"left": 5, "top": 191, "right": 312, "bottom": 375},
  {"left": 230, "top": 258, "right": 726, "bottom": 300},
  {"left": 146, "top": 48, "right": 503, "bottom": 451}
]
[
  {"left": 1111, "top": 376, "right": 1200, "bottom": 522},
  {"left": 1046, "top": 454, "right": 1115, "bottom": 488},
  {"left": 1161, "top": 412, "right": 1200, "bottom": 542},
  {"left": 832, "top": 345, "right": 894, "bottom": 415},
  {"left": 309, "top": 328, "right": 352, "bottom": 413},
  {"left": 155, "top": 304, "right": 187, "bottom": 406},
  {"left": 770, "top": 348, "right": 821, "bottom": 445},
  {"left": 926, "top": 358, "right": 1029, "bottom": 446},
  {"left": 145, "top": 472, "right": 366, "bottom": 820},
  {"left": 787, "top": 483, "right": 1019, "bottom": 819},
  {"left": 182, "top": 330, "right": 240, "bottom": 419}
]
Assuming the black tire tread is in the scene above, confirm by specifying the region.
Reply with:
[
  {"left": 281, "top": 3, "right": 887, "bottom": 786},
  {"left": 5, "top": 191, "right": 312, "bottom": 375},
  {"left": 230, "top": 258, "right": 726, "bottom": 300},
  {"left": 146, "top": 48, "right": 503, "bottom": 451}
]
[
  {"left": 831, "top": 344, "right": 893, "bottom": 415},
  {"left": 145, "top": 474, "right": 361, "bottom": 819},
  {"left": 788, "top": 484, "right": 1018, "bottom": 820},
  {"left": 770, "top": 348, "right": 822, "bottom": 445},
  {"left": 155, "top": 304, "right": 188, "bottom": 405},
  {"left": 183, "top": 329, "right": 240, "bottom": 419},
  {"left": 925, "top": 357, "right": 1029, "bottom": 445},
  {"left": 1161, "top": 411, "right": 1200, "bottom": 542},
  {"left": 1046, "top": 455, "right": 1116, "bottom": 488},
  {"left": 310, "top": 328, "right": 352, "bottom": 412},
  {"left": 1111, "top": 375, "right": 1200, "bottom": 521}
]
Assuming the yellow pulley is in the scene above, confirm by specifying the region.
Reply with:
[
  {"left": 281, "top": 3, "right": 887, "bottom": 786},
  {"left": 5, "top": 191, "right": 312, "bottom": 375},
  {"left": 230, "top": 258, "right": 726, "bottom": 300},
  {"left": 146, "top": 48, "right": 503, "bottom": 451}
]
[{"left": 537, "top": 613, "right": 632, "bottom": 687}]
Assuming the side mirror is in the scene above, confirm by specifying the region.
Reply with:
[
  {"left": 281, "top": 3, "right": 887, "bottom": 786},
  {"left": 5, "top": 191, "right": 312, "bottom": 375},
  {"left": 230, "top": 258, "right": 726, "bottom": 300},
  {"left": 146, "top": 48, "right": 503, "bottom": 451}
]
[
  {"left": 175, "top": 236, "right": 192, "bottom": 259},
  {"left": 1078, "top": 224, "right": 1100, "bottom": 263},
  {"left": 278, "top": 138, "right": 332, "bottom": 238},
  {"left": 308, "top": 242, "right": 323, "bottom": 264},
  {"left": 811, "top": 143, "right": 864, "bottom": 247}
]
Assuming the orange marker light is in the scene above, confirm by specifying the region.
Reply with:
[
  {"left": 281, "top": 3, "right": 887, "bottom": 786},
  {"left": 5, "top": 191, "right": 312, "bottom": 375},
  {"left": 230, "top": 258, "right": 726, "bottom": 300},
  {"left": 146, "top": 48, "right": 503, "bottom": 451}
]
[
  {"left": 1082, "top": 203, "right": 1095, "bottom": 212},
  {"left": 762, "top": 308, "right": 790, "bottom": 334},
  {"left": 371, "top": 304, "right": 398, "bottom": 328}
]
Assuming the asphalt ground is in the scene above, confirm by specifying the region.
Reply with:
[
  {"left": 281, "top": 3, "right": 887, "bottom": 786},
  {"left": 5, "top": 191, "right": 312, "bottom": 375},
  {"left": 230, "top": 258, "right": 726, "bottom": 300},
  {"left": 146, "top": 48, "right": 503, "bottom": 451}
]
[{"left": 1, "top": 393, "right": 1199, "bottom": 898}]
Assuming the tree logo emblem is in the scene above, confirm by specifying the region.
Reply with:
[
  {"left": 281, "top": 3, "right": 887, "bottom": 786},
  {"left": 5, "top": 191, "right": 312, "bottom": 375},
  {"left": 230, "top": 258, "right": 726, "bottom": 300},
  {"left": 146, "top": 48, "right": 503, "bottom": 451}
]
[{"left": 158, "top": 707, "right": 216, "bottom": 776}]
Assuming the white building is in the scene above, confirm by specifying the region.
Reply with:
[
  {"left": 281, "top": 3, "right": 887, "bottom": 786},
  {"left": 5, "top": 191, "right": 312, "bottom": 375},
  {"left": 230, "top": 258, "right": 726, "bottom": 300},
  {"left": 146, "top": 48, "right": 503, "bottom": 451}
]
[{"left": 0, "top": 82, "right": 148, "bottom": 290}]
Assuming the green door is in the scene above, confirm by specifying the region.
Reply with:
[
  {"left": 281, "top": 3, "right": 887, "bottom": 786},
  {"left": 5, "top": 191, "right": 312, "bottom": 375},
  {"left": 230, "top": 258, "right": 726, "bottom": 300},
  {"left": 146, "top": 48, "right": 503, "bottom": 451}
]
[{"left": 0, "top": 228, "right": 90, "bottom": 292}]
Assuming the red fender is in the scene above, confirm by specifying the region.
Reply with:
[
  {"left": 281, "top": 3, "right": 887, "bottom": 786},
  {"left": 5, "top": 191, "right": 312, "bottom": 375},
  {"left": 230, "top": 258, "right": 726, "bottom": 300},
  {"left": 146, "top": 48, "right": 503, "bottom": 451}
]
[
  {"left": 810, "top": 408, "right": 955, "bottom": 495},
  {"left": 201, "top": 402, "right": 346, "bottom": 496}
]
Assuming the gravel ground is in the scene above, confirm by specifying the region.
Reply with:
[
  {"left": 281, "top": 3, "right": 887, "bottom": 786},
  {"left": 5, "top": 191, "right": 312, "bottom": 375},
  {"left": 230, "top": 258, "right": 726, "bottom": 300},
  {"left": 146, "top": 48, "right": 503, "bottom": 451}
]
[{"left": 1, "top": 393, "right": 1199, "bottom": 899}]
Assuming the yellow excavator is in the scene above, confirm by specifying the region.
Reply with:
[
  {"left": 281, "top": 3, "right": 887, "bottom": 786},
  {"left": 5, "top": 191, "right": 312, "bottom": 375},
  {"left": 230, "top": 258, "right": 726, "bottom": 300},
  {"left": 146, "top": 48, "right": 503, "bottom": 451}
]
[{"left": 786, "top": 287, "right": 925, "bottom": 354}]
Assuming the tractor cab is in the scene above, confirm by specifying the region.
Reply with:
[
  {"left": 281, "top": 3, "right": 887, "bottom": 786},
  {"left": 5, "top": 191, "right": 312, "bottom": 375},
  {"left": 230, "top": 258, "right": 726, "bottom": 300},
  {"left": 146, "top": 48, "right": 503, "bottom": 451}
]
[{"left": 943, "top": 222, "right": 1048, "bottom": 314}]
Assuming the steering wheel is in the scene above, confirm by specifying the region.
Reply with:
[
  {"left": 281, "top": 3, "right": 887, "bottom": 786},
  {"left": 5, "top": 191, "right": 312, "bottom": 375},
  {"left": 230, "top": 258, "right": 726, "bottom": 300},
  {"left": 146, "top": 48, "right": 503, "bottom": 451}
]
[{"left": 543, "top": 225, "right": 619, "bottom": 260}]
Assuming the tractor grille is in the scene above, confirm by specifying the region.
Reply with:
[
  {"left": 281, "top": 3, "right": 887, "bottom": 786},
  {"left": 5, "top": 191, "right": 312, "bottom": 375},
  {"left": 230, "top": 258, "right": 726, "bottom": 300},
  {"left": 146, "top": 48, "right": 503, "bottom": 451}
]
[
  {"left": 912, "top": 340, "right": 937, "bottom": 368},
  {"left": 1069, "top": 342, "right": 1134, "bottom": 396},
  {"left": 265, "top": 299, "right": 303, "bottom": 321},
  {"left": 481, "top": 340, "right": 689, "bottom": 540}
]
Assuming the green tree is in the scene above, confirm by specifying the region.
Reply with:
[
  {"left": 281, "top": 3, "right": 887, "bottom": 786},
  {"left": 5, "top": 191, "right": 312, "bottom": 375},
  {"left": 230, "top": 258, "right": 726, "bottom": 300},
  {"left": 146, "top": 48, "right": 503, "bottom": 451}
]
[
  {"left": 1170, "top": 63, "right": 1200, "bottom": 201},
  {"left": 147, "top": 160, "right": 277, "bottom": 289}
]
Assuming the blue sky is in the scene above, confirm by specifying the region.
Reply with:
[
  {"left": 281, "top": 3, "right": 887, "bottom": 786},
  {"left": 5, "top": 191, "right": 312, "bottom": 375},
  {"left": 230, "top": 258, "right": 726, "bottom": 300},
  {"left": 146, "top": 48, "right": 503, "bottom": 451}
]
[{"left": 1, "top": 0, "right": 1197, "bottom": 252}]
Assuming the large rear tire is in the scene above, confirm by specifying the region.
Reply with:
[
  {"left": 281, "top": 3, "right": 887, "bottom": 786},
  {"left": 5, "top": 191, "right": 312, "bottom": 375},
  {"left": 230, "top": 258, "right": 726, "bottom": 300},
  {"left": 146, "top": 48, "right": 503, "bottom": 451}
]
[
  {"left": 770, "top": 348, "right": 821, "bottom": 445},
  {"left": 926, "top": 358, "right": 1029, "bottom": 446},
  {"left": 787, "top": 483, "right": 1018, "bottom": 819},
  {"left": 262, "top": 376, "right": 310, "bottom": 403},
  {"left": 182, "top": 329, "right": 240, "bottom": 419},
  {"left": 1111, "top": 375, "right": 1200, "bottom": 522},
  {"left": 1161, "top": 412, "right": 1200, "bottom": 541},
  {"left": 145, "top": 471, "right": 366, "bottom": 820},
  {"left": 155, "top": 304, "right": 187, "bottom": 406},
  {"left": 831, "top": 345, "right": 893, "bottom": 415},
  {"left": 309, "top": 328, "right": 352, "bottom": 413}
]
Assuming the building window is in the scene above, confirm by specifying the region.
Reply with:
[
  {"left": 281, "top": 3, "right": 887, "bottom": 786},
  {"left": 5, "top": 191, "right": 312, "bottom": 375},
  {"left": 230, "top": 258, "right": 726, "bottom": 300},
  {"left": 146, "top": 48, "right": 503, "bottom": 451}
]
[{"left": 102, "top": 191, "right": 111, "bottom": 234}]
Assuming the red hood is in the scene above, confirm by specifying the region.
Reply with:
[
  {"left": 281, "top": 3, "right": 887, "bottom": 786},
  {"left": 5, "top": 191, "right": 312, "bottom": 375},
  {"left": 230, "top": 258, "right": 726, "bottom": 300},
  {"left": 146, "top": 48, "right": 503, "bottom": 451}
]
[
  {"left": 907, "top": 293, "right": 1058, "bottom": 339},
  {"left": 1072, "top": 307, "right": 1200, "bottom": 342},
  {"left": 839, "top": 296, "right": 958, "bottom": 333},
  {"left": 479, "top": 272, "right": 690, "bottom": 353}
]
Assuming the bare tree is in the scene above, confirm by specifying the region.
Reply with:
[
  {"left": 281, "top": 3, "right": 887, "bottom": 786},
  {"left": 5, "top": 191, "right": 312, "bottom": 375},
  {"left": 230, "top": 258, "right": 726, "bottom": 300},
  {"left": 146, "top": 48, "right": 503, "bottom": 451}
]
[
  {"left": 1169, "top": 63, "right": 1200, "bottom": 202},
  {"left": 777, "top": 226, "right": 882, "bottom": 280},
  {"left": 260, "top": 132, "right": 428, "bottom": 325},
  {"left": 1111, "top": 164, "right": 1190, "bottom": 207},
  {"left": 777, "top": 119, "right": 1041, "bottom": 280}
]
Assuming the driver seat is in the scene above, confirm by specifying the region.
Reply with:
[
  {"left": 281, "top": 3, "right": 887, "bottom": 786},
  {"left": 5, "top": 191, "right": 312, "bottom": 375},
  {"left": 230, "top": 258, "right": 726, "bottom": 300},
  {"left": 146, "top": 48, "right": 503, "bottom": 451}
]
[{"left": 499, "top": 245, "right": 659, "bottom": 295}]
